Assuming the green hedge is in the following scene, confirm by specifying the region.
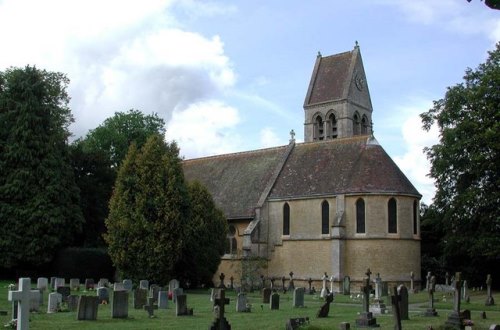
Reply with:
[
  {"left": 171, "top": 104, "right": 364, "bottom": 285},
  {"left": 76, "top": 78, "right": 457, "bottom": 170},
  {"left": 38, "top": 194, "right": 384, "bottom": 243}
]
[{"left": 51, "top": 247, "right": 115, "bottom": 281}]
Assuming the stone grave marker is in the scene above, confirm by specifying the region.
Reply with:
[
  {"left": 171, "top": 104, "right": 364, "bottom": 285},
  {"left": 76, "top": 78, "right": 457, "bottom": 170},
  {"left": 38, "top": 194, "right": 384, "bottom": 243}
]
[
  {"left": 209, "top": 289, "right": 230, "bottom": 329},
  {"left": 69, "top": 278, "right": 80, "bottom": 291},
  {"left": 288, "top": 271, "right": 295, "bottom": 291},
  {"left": 139, "top": 279, "right": 149, "bottom": 290},
  {"left": 426, "top": 271, "right": 431, "bottom": 291},
  {"left": 370, "top": 273, "right": 386, "bottom": 314},
  {"left": 29, "top": 290, "right": 40, "bottom": 312},
  {"left": 168, "top": 278, "right": 180, "bottom": 294},
  {"left": 176, "top": 294, "right": 193, "bottom": 316},
  {"left": 410, "top": 271, "right": 415, "bottom": 292},
  {"left": 133, "top": 288, "right": 148, "bottom": 309},
  {"left": 112, "top": 290, "right": 129, "bottom": 318},
  {"left": 149, "top": 284, "right": 160, "bottom": 303},
  {"left": 76, "top": 295, "right": 99, "bottom": 320},
  {"left": 50, "top": 277, "right": 56, "bottom": 291},
  {"left": 316, "top": 292, "right": 334, "bottom": 318},
  {"left": 343, "top": 275, "right": 351, "bottom": 295},
  {"left": 37, "top": 278, "right": 48, "bottom": 291},
  {"left": 236, "top": 292, "right": 249, "bottom": 312},
  {"left": 397, "top": 284, "right": 409, "bottom": 320},
  {"left": 320, "top": 272, "right": 328, "bottom": 298},
  {"left": 490, "top": 325, "right": 500, "bottom": 330},
  {"left": 113, "top": 282, "right": 125, "bottom": 291},
  {"left": 270, "top": 292, "right": 280, "bottom": 310},
  {"left": 424, "top": 275, "right": 438, "bottom": 316},
  {"left": 210, "top": 288, "right": 216, "bottom": 302},
  {"left": 173, "top": 287, "right": 184, "bottom": 304},
  {"left": 355, "top": 268, "right": 379, "bottom": 328},
  {"left": 340, "top": 322, "right": 350, "bottom": 330},
  {"left": 293, "top": 287, "right": 305, "bottom": 308},
  {"left": 9, "top": 284, "right": 18, "bottom": 319},
  {"left": 84, "top": 278, "right": 94, "bottom": 290},
  {"left": 97, "top": 278, "right": 109, "bottom": 288},
  {"left": 47, "top": 292, "right": 62, "bottom": 313},
  {"left": 486, "top": 274, "right": 495, "bottom": 306},
  {"left": 307, "top": 278, "right": 313, "bottom": 294},
  {"left": 329, "top": 275, "right": 335, "bottom": 294},
  {"left": 462, "top": 280, "right": 469, "bottom": 301},
  {"left": 262, "top": 288, "right": 271, "bottom": 303},
  {"left": 54, "top": 278, "right": 65, "bottom": 291},
  {"left": 97, "top": 287, "right": 109, "bottom": 304},
  {"left": 122, "top": 279, "right": 133, "bottom": 292},
  {"left": 143, "top": 297, "right": 158, "bottom": 318},
  {"left": 391, "top": 286, "right": 402, "bottom": 330},
  {"left": 445, "top": 272, "right": 464, "bottom": 329},
  {"left": 56, "top": 286, "right": 71, "bottom": 303},
  {"left": 8, "top": 278, "right": 39, "bottom": 330},
  {"left": 158, "top": 291, "right": 168, "bottom": 309},
  {"left": 285, "top": 317, "right": 309, "bottom": 330},
  {"left": 445, "top": 272, "right": 450, "bottom": 286},
  {"left": 67, "top": 295, "right": 79, "bottom": 312}
]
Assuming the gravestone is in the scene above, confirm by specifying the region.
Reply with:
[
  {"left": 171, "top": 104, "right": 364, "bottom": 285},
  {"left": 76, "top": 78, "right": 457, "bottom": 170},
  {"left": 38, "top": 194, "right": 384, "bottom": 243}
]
[
  {"left": 122, "top": 279, "right": 133, "bottom": 292},
  {"left": 330, "top": 275, "right": 335, "bottom": 293},
  {"left": 112, "top": 290, "right": 129, "bottom": 318},
  {"left": 293, "top": 287, "right": 305, "bottom": 308},
  {"left": 209, "top": 289, "right": 230, "bottom": 329},
  {"left": 317, "top": 292, "right": 334, "bottom": 318},
  {"left": 176, "top": 294, "right": 193, "bottom": 316},
  {"left": 370, "top": 273, "right": 386, "bottom": 314},
  {"left": 424, "top": 275, "right": 438, "bottom": 316},
  {"left": 397, "top": 284, "right": 409, "bottom": 320},
  {"left": 445, "top": 272, "right": 464, "bottom": 329},
  {"left": 307, "top": 278, "right": 313, "bottom": 294},
  {"left": 236, "top": 292, "right": 249, "bottom": 312},
  {"left": 158, "top": 291, "right": 168, "bottom": 309},
  {"left": 150, "top": 284, "right": 160, "bottom": 303},
  {"left": 320, "top": 272, "right": 328, "bottom": 298},
  {"left": 486, "top": 274, "right": 495, "bottom": 306},
  {"left": 355, "top": 269, "right": 379, "bottom": 328},
  {"left": 139, "top": 279, "right": 149, "bottom": 290},
  {"left": 286, "top": 317, "right": 309, "bottom": 330},
  {"left": 445, "top": 272, "right": 450, "bottom": 286},
  {"left": 133, "top": 288, "right": 148, "bottom": 309},
  {"left": 113, "top": 282, "right": 125, "bottom": 291},
  {"left": 67, "top": 295, "right": 79, "bottom": 312},
  {"left": 143, "top": 297, "right": 158, "bottom": 318},
  {"left": 8, "top": 278, "right": 39, "bottom": 330},
  {"left": 37, "top": 278, "right": 48, "bottom": 291},
  {"left": 410, "top": 272, "right": 415, "bottom": 292},
  {"left": 96, "top": 287, "right": 109, "bottom": 304},
  {"left": 54, "top": 278, "right": 65, "bottom": 290},
  {"left": 173, "top": 287, "right": 184, "bottom": 304},
  {"left": 270, "top": 292, "right": 280, "bottom": 310},
  {"left": 288, "top": 271, "right": 295, "bottom": 291},
  {"left": 56, "top": 286, "right": 71, "bottom": 303},
  {"left": 69, "top": 278, "right": 80, "bottom": 291},
  {"left": 169, "top": 279, "right": 180, "bottom": 294},
  {"left": 426, "top": 271, "right": 431, "bottom": 291},
  {"left": 29, "top": 290, "right": 40, "bottom": 312},
  {"left": 10, "top": 284, "right": 19, "bottom": 320},
  {"left": 84, "top": 278, "right": 94, "bottom": 290},
  {"left": 97, "top": 278, "right": 109, "bottom": 288},
  {"left": 77, "top": 295, "right": 99, "bottom": 320},
  {"left": 47, "top": 292, "right": 61, "bottom": 313},
  {"left": 462, "top": 280, "right": 469, "bottom": 301},
  {"left": 391, "top": 286, "right": 402, "bottom": 330},
  {"left": 490, "top": 325, "right": 500, "bottom": 330},
  {"left": 211, "top": 288, "right": 216, "bottom": 302},
  {"left": 343, "top": 275, "right": 351, "bottom": 295},
  {"left": 262, "top": 288, "right": 271, "bottom": 303},
  {"left": 50, "top": 277, "right": 56, "bottom": 290}
]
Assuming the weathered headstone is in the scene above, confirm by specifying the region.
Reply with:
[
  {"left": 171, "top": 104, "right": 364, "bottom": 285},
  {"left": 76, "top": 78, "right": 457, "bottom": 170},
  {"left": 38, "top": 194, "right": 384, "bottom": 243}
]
[
  {"left": 29, "top": 290, "right": 41, "bottom": 312},
  {"left": 97, "top": 278, "right": 109, "bottom": 288},
  {"left": 47, "top": 292, "right": 62, "bottom": 313},
  {"left": 209, "top": 289, "right": 230, "bottom": 329},
  {"left": 69, "top": 278, "right": 80, "bottom": 291},
  {"left": 330, "top": 275, "right": 335, "bottom": 293},
  {"left": 340, "top": 322, "right": 351, "bottom": 330},
  {"left": 343, "top": 275, "right": 351, "bottom": 295},
  {"left": 139, "top": 279, "right": 149, "bottom": 290},
  {"left": 355, "top": 269, "right": 379, "bottom": 328},
  {"left": 370, "top": 273, "right": 386, "bottom": 314},
  {"left": 149, "top": 284, "right": 160, "bottom": 303},
  {"left": 113, "top": 282, "right": 125, "bottom": 291},
  {"left": 168, "top": 279, "right": 180, "bottom": 294},
  {"left": 426, "top": 271, "right": 431, "bottom": 291},
  {"left": 286, "top": 317, "right": 309, "bottom": 330},
  {"left": 288, "top": 271, "right": 295, "bottom": 291},
  {"left": 133, "top": 288, "right": 148, "bottom": 309},
  {"left": 112, "top": 290, "right": 129, "bottom": 318},
  {"left": 56, "top": 286, "right": 71, "bottom": 303},
  {"left": 391, "top": 286, "right": 402, "bottom": 330},
  {"left": 262, "top": 288, "right": 271, "bottom": 303},
  {"left": 424, "top": 275, "right": 438, "bottom": 316},
  {"left": 50, "top": 277, "right": 56, "bottom": 290},
  {"left": 462, "top": 280, "right": 469, "bottom": 301},
  {"left": 176, "top": 294, "right": 193, "bottom": 316},
  {"left": 54, "top": 278, "right": 65, "bottom": 291},
  {"left": 293, "top": 287, "right": 305, "bottom": 308},
  {"left": 486, "top": 274, "right": 495, "bottom": 306},
  {"left": 397, "top": 284, "right": 409, "bottom": 320},
  {"left": 173, "top": 287, "right": 184, "bottom": 304},
  {"left": 143, "top": 297, "right": 158, "bottom": 318},
  {"left": 67, "top": 295, "right": 79, "bottom": 311},
  {"left": 158, "top": 291, "right": 168, "bottom": 309},
  {"left": 270, "top": 292, "right": 280, "bottom": 310},
  {"left": 236, "top": 292, "right": 249, "bottom": 312},
  {"left": 316, "top": 292, "right": 333, "bottom": 318},
  {"left": 489, "top": 325, "right": 500, "bottom": 330},
  {"left": 445, "top": 272, "right": 464, "bottom": 328},
  {"left": 84, "top": 278, "right": 94, "bottom": 290},
  {"left": 122, "top": 279, "right": 133, "bottom": 292},
  {"left": 320, "top": 272, "right": 328, "bottom": 298},
  {"left": 76, "top": 295, "right": 99, "bottom": 320},
  {"left": 37, "top": 278, "right": 48, "bottom": 291},
  {"left": 8, "top": 278, "right": 39, "bottom": 330},
  {"left": 96, "top": 287, "right": 109, "bottom": 304}
]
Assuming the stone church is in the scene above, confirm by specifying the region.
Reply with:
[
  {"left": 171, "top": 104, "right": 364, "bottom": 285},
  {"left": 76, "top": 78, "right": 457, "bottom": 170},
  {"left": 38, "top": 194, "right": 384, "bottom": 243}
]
[{"left": 183, "top": 45, "right": 421, "bottom": 290}]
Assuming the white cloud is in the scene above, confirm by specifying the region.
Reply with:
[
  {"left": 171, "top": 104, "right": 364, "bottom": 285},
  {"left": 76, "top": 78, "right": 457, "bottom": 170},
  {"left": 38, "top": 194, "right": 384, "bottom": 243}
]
[
  {"left": 259, "top": 127, "right": 281, "bottom": 148},
  {"left": 165, "top": 100, "right": 242, "bottom": 159}
]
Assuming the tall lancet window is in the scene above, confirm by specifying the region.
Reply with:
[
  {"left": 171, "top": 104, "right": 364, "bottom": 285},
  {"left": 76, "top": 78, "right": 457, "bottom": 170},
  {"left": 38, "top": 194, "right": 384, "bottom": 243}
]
[
  {"left": 353, "top": 113, "right": 361, "bottom": 135},
  {"left": 283, "top": 203, "right": 290, "bottom": 235},
  {"left": 361, "top": 115, "right": 369, "bottom": 134},
  {"left": 321, "top": 200, "right": 329, "bottom": 234},
  {"left": 388, "top": 198, "right": 397, "bottom": 233},
  {"left": 329, "top": 113, "right": 338, "bottom": 139},
  {"left": 314, "top": 115, "right": 324, "bottom": 140},
  {"left": 356, "top": 198, "right": 366, "bottom": 233}
]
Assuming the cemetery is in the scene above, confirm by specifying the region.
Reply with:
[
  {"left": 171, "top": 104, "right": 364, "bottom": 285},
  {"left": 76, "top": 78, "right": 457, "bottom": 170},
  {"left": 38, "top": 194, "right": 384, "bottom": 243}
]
[{"left": 2, "top": 274, "right": 499, "bottom": 329}]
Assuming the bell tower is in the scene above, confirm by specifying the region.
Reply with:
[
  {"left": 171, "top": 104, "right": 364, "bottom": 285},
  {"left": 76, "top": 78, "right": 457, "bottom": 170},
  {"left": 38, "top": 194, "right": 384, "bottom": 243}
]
[{"left": 303, "top": 43, "right": 373, "bottom": 142}]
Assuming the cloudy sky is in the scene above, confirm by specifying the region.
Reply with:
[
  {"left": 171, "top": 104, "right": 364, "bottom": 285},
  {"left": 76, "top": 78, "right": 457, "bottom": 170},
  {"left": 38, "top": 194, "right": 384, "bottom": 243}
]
[{"left": 1, "top": 0, "right": 498, "bottom": 204}]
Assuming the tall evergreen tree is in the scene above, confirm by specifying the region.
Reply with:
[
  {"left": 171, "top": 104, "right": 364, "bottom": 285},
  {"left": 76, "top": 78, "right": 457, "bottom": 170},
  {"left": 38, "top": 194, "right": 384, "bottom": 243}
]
[
  {"left": 0, "top": 66, "right": 84, "bottom": 268},
  {"left": 105, "top": 135, "right": 190, "bottom": 284}
]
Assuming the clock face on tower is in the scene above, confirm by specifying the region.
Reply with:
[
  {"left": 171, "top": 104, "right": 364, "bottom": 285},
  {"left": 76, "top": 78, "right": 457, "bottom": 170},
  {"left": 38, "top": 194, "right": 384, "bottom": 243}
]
[{"left": 355, "top": 73, "right": 365, "bottom": 91}]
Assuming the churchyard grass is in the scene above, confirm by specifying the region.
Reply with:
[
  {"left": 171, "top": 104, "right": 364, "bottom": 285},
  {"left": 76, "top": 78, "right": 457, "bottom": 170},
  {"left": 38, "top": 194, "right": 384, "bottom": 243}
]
[{"left": 1, "top": 280, "right": 499, "bottom": 329}]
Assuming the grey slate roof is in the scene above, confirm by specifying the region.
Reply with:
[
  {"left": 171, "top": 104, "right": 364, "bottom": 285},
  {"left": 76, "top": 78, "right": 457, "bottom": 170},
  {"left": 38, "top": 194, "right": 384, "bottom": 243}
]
[{"left": 182, "top": 136, "right": 421, "bottom": 219}]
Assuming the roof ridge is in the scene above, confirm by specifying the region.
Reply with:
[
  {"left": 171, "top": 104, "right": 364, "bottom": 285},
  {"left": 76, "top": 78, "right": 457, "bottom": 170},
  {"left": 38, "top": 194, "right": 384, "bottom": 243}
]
[{"left": 183, "top": 144, "right": 288, "bottom": 163}]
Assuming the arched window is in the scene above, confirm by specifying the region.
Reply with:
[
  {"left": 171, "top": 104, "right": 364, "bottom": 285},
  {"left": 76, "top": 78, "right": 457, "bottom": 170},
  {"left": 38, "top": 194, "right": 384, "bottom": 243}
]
[
  {"left": 353, "top": 113, "right": 361, "bottom": 135},
  {"left": 356, "top": 198, "right": 365, "bottom": 233},
  {"left": 361, "top": 115, "right": 369, "bottom": 134},
  {"left": 321, "top": 200, "right": 329, "bottom": 234},
  {"left": 314, "top": 115, "right": 324, "bottom": 140},
  {"left": 283, "top": 203, "right": 290, "bottom": 235},
  {"left": 329, "top": 113, "right": 338, "bottom": 139},
  {"left": 225, "top": 225, "right": 238, "bottom": 255},
  {"left": 388, "top": 198, "right": 397, "bottom": 233},
  {"left": 413, "top": 200, "right": 418, "bottom": 235}
]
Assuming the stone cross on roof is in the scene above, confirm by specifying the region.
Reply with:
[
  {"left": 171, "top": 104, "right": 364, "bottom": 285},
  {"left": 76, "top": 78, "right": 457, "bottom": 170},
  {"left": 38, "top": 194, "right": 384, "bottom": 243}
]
[{"left": 8, "top": 278, "right": 39, "bottom": 330}]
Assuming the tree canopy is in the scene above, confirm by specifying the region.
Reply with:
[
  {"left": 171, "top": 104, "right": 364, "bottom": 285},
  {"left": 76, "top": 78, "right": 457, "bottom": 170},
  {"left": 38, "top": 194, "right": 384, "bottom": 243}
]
[
  {"left": 0, "top": 66, "right": 84, "bottom": 268},
  {"left": 420, "top": 43, "right": 500, "bottom": 282}
]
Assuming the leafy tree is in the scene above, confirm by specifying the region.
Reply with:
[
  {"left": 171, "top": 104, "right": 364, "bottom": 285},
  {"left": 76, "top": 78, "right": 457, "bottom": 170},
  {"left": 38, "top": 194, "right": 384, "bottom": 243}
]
[
  {"left": 105, "top": 135, "right": 190, "bottom": 284},
  {"left": 71, "top": 110, "right": 165, "bottom": 246},
  {"left": 0, "top": 66, "right": 84, "bottom": 268},
  {"left": 177, "top": 181, "right": 227, "bottom": 286},
  {"left": 420, "top": 43, "right": 500, "bottom": 284}
]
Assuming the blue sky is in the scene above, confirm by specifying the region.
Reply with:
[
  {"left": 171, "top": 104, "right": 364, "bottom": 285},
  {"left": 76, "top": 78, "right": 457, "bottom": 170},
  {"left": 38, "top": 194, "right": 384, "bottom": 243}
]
[{"left": 0, "top": 0, "right": 498, "bottom": 204}]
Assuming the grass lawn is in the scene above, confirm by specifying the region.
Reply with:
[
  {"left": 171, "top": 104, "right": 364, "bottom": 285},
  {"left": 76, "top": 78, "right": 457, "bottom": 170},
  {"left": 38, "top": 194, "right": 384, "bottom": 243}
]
[{"left": 1, "top": 280, "right": 499, "bottom": 329}]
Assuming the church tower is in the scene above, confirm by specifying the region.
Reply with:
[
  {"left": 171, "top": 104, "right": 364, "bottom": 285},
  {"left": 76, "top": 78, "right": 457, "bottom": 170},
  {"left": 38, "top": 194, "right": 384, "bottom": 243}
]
[{"left": 303, "top": 44, "right": 373, "bottom": 142}]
